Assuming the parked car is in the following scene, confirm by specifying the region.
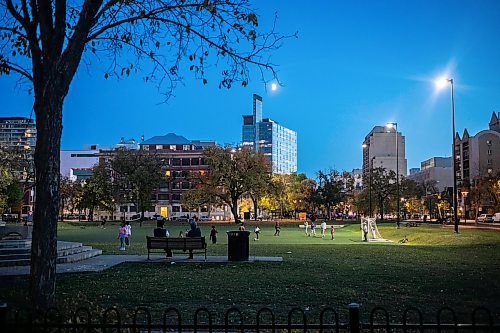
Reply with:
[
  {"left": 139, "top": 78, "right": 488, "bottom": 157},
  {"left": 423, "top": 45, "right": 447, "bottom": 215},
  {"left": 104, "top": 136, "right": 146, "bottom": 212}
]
[
  {"left": 199, "top": 216, "right": 212, "bottom": 222},
  {"left": 493, "top": 213, "right": 500, "bottom": 223},
  {"left": 150, "top": 214, "right": 167, "bottom": 222},
  {"left": 477, "top": 214, "right": 494, "bottom": 223},
  {"left": 1, "top": 214, "right": 18, "bottom": 222}
]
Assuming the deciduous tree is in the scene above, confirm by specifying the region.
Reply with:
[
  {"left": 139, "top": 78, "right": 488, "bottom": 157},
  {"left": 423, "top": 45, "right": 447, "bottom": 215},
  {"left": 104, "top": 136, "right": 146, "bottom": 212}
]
[
  {"left": 190, "top": 146, "right": 270, "bottom": 222},
  {"left": 0, "top": 0, "right": 290, "bottom": 312}
]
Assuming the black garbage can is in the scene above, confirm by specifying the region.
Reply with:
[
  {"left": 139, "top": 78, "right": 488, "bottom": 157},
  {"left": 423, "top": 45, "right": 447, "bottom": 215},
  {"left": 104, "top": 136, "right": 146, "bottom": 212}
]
[{"left": 226, "top": 230, "right": 250, "bottom": 261}]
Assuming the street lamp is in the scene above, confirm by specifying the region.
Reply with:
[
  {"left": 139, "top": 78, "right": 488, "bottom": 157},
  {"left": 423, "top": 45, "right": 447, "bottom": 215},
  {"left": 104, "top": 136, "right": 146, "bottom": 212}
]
[
  {"left": 461, "top": 190, "right": 469, "bottom": 224},
  {"left": 386, "top": 122, "right": 400, "bottom": 228},
  {"left": 435, "top": 77, "right": 459, "bottom": 233}
]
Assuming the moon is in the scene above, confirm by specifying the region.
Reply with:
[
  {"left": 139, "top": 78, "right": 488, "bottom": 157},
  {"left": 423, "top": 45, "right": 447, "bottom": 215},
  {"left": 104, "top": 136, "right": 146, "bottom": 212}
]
[{"left": 271, "top": 83, "right": 277, "bottom": 91}]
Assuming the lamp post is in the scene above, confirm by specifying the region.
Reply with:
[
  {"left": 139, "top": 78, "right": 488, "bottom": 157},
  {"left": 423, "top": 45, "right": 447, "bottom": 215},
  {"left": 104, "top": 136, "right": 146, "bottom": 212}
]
[
  {"left": 435, "top": 77, "right": 459, "bottom": 233},
  {"left": 386, "top": 122, "right": 400, "bottom": 228},
  {"left": 362, "top": 144, "right": 372, "bottom": 217},
  {"left": 461, "top": 190, "right": 469, "bottom": 224}
]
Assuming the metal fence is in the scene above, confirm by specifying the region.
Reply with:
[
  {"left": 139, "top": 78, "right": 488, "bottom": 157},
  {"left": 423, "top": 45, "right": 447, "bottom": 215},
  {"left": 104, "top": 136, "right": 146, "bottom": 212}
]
[{"left": 0, "top": 303, "right": 498, "bottom": 332}]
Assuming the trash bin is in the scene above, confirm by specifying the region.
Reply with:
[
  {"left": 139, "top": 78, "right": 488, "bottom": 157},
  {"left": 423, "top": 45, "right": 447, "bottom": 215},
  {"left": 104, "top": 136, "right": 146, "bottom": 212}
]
[{"left": 226, "top": 230, "right": 250, "bottom": 261}]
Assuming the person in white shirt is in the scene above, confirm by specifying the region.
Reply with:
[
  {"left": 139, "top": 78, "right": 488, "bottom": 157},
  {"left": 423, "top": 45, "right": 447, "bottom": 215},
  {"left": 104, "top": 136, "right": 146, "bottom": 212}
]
[
  {"left": 254, "top": 226, "right": 261, "bottom": 241},
  {"left": 320, "top": 221, "right": 327, "bottom": 239},
  {"left": 304, "top": 221, "right": 309, "bottom": 236},
  {"left": 125, "top": 221, "right": 132, "bottom": 246}
]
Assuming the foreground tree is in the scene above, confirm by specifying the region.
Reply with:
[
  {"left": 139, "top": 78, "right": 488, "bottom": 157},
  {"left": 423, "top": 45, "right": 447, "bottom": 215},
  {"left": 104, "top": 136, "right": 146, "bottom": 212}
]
[{"left": 0, "top": 0, "right": 289, "bottom": 311}]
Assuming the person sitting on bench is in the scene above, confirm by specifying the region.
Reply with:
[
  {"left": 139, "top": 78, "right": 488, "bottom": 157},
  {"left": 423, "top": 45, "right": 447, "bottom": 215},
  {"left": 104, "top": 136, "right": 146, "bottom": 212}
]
[
  {"left": 152, "top": 220, "right": 171, "bottom": 256},
  {"left": 153, "top": 220, "right": 170, "bottom": 237},
  {"left": 186, "top": 222, "right": 202, "bottom": 258}
]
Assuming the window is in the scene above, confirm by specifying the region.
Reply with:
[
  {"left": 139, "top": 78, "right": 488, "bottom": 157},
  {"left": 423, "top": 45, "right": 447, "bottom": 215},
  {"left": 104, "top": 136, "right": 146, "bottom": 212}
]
[
  {"left": 183, "top": 145, "right": 191, "bottom": 150},
  {"left": 156, "top": 145, "right": 163, "bottom": 150},
  {"left": 488, "top": 149, "right": 492, "bottom": 155},
  {"left": 487, "top": 159, "right": 493, "bottom": 165},
  {"left": 129, "top": 205, "right": 137, "bottom": 212},
  {"left": 486, "top": 140, "right": 492, "bottom": 146},
  {"left": 173, "top": 182, "right": 182, "bottom": 189},
  {"left": 158, "top": 194, "right": 169, "bottom": 201},
  {"left": 159, "top": 182, "right": 169, "bottom": 191},
  {"left": 172, "top": 158, "right": 181, "bottom": 166},
  {"left": 172, "top": 194, "right": 181, "bottom": 201},
  {"left": 182, "top": 158, "right": 190, "bottom": 166},
  {"left": 173, "top": 170, "right": 183, "bottom": 177},
  {"left": 200, "top": 158, "right": 207, "bottom": 165},
  {"left": 182, "top": 182, "right": 190, "bottom": 189},
  {"left": 191, "top": 158, "right": 199, "bottom": 165},
  {"left": 172, "top": 206, "right": 181, "bottom": 212},
  {"left": 170, "top": 145, "right": 176, "bottom": 150}
]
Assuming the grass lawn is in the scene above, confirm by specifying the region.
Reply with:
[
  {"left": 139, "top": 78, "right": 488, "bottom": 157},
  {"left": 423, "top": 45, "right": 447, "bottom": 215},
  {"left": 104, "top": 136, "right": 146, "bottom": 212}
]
[{"left": 2, "top": 220, "right": 500, "bottom": 323}]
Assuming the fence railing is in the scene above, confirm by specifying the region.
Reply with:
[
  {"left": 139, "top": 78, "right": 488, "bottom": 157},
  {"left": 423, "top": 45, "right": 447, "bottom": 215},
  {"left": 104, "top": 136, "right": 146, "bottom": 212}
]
[{"left": 0, "top": 302, "right": 498, "bottom": 332}]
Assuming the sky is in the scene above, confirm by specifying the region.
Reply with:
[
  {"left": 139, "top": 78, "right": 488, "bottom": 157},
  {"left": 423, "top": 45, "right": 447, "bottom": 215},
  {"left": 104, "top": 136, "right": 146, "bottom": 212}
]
[{"left": 1, "top": 0, "right": 499, "bottom": 178}]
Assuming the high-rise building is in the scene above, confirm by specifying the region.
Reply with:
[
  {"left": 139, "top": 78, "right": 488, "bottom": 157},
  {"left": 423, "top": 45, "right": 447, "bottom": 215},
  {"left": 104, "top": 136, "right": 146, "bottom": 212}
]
[
  {"left": 0, "top": 117, "right": 37, "bottom": 215},
  {"left": 0, "top": 117, "right": 36, "bottom": 173},
  {"left": 242, "top": 94, "right": 297, "bottom": 174},
  {"left": 362, "top": 125, "right": 407, "bottom": 183},
  {"left": 455, "top": 112, "right": 500, "bottom": 183}
]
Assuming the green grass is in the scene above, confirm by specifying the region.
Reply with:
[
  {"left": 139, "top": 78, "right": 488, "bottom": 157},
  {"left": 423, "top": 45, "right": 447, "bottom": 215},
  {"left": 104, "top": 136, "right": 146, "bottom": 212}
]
[{"left": 2, "top": 220, "right": 500, "bottom": 323}]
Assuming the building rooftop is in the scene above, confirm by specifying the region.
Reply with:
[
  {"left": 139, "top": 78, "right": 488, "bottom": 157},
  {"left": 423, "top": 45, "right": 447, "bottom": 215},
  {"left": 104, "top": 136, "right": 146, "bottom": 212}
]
[{"left": 141, "top": 133, "right": 191, "bottom": 145}]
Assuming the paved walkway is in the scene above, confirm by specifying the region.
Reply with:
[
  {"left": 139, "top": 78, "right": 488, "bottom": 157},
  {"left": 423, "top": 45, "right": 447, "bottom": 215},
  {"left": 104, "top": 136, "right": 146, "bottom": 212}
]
[{"left": 0, "top": 254, "right": 283, "bottom": 276}]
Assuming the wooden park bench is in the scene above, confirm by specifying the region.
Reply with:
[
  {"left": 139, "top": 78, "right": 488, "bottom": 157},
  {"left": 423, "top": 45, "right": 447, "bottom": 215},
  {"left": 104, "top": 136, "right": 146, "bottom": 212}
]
[{"left": 146, "top": 236, "right": 207, "bottom": 261}]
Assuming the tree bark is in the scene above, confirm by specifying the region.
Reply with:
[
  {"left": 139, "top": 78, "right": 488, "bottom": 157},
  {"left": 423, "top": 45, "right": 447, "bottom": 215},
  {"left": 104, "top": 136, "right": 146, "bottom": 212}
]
[
  {"left": 30, "top": 92, "right": 63, "bottom": 314},
  {"left": 231, "top": 197, "right": 239, "bottom": 223},
  {"left": 252, "top": 196, "right": 258, "bottom": 221}
]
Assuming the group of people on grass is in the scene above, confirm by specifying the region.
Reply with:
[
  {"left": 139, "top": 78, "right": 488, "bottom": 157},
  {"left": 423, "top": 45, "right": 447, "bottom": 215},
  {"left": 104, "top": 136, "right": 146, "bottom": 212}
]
[
  {"left": 117, "top": 221, "right": 132, "bottom": 250},
  {"left": 119, "top": 219, "right": 336, "bottom": 250},
  {"left": 303, "top": 221, "right": 335, "bottom": 239}
]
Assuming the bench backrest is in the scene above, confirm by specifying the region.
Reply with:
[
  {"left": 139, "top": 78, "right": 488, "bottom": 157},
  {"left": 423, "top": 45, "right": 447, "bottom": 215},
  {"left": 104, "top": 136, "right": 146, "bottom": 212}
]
[{"left": 147, "top": 236, "right": 206, "bottom": 250}]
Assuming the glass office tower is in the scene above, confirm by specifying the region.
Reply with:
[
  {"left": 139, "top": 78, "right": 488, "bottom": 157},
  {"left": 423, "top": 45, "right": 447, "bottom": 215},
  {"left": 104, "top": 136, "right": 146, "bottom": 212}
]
[{"left": 242, "top": 95, "right": 297, "bottom": 174}]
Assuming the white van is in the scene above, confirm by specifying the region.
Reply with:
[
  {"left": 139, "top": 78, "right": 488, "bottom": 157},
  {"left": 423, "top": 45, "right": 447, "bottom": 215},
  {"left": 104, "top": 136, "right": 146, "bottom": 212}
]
[{"left": 493, "top": 213, "right": 500, "bottom": 223}]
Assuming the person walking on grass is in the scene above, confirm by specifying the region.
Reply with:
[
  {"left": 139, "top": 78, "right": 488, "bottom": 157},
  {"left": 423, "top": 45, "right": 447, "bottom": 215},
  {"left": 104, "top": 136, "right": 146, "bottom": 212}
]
[
  {"left": 311, "top": 222, "right": 316, "bottom": 237},
  {"left": 330, "top": 224, "right": 335, "bottom": 240},
  {"left": 320, "top": 221, "right": 327, "bottom": 239},
  {"left": 254, "top": 226, "right": 261, "bottom": 240},
  {"left": 274, "top": 221, "right": 281, "bottom": 236},
  {"left": 125, "top": 221, "right": 132, "bottom": 246},
  {"left": 210, "top": 225, "right": 218, "bottom": 244},
  {"left": 117, "top": 223, "right": 127, "bottom": 251},
  {"left": 304, "top": 221, "right": 309, "bottom": 236}
]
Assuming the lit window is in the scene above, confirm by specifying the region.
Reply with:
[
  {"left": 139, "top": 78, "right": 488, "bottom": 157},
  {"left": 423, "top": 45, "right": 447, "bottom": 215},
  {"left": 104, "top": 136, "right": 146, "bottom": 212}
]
[
  {"left": 170, "top": 145, "right": 176, "bottom": 150},
  {"left": 156, "top": 145, "right": 163, "bottom": 150}
]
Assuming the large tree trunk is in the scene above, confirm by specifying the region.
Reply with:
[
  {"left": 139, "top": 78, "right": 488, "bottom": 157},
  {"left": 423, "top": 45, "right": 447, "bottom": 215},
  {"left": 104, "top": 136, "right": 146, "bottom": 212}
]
[
  {"left": 252, "top": 196, "right": 258, "bottom": 221},
  {"left": 30, "top": 93, "right": 63, "bottom": 314},
  {"left": 230, "top": 197, "right": 239, "bottom": 223}
]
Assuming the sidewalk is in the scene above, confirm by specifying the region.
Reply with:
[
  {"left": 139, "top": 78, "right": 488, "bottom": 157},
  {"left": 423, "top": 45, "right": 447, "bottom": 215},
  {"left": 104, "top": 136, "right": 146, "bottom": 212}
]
[{"left": 0, "top": 254, "right": 283, "bottom": 277}]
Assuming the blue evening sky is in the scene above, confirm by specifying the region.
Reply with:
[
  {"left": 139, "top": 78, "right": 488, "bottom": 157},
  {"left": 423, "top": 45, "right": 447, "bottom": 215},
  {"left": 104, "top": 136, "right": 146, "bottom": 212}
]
[{"left": 1, "top": 0, "right": 499, "bottom": 178}]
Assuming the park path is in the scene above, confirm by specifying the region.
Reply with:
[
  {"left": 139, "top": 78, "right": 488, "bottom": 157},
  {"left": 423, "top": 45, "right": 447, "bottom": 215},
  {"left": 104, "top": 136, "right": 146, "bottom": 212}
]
[{"left": 0, "top": 254, "right": 282, "bottom": 277}]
